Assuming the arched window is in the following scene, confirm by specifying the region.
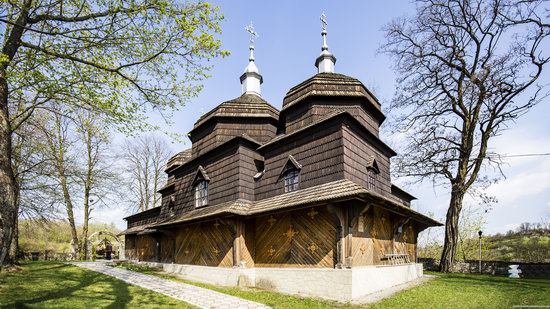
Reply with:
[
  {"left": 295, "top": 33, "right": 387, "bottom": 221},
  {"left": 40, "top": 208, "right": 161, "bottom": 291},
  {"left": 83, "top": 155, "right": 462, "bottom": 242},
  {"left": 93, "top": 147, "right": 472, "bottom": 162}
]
[
  {"left": 284, "top": 169, "right": 300, "bottom": 192},
  {"left": 195, "top": 180, "right": 208, "bottom": 207}
]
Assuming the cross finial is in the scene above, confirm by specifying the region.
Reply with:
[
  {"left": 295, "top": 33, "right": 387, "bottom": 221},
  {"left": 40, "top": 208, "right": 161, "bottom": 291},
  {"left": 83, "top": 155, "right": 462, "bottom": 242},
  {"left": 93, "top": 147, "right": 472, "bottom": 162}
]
[
  {"left": 245, "top": 21, "right": 258, "bottom": 45},
  {"left": 320, "top": 12, "right": 327, "bottom": 31}
]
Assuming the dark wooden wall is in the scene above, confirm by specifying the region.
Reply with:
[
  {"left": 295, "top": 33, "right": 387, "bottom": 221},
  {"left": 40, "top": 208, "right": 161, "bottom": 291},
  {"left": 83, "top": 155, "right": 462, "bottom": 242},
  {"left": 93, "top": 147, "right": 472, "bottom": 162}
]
[
  {"left": 125, "top": 235, "right": 137, "bottom": 260},
  {"left": 256, "top": 122, "right": 345, "bottom": 200},
  {"left": 282, "top": 97, "right": 380, "bottom": 137},
  {"left": 191, "top": 118, "right": 276, "bottom": 157},
  {"left": 158, "top": 143, "right": 241, "bottom": 221},
  {"left": 134, "top": 235, "right": 156, "bottom": 262},
  {"left": 254, "top": 206, "right": 335, "bottom": 268},
  {"left": 127, "top": 208, "right": 161, "bottom": 228},
  {"left": 238, "top": 146, "right": 263, "bottom": 201},
  {"left": 341, "top": 126, "right": 392, "bottom": 198}
]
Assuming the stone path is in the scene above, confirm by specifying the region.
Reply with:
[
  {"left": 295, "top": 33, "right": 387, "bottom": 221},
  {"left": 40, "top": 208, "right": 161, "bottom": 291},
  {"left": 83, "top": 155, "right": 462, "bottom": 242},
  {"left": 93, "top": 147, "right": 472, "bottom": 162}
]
[{"left": 70, "top": 262, "right": 270, "bottom": 309}]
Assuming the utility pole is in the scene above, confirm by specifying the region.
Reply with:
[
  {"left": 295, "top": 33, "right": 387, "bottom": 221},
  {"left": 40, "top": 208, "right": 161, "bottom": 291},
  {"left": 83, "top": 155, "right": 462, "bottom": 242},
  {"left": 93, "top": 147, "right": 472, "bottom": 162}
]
[{"left": 478, "top": 230, "right": 483, "bottom": 273}]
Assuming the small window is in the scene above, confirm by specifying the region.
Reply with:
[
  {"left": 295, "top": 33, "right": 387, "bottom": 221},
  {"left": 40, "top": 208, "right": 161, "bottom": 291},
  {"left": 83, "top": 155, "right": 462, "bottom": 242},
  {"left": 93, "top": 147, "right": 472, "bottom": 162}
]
[
  {"left": 168, "top": 196, "right": 176, "bottom": 216},
  {"left": 195, "top": 180, "right": 208, "bottom": 207},
  {"left": 284, "top": 169, "right": 300, "bottom": 192},
  {"left": 367, "top": 168, "right": 377, "bottom": 190}
]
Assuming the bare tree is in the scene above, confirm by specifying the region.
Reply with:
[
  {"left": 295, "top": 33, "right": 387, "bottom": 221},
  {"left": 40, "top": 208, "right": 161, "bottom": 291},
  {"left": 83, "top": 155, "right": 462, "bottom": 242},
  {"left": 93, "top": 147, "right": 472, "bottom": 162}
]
[
  {"left": 37, "top": 108, "right": 81, "bottom": 257},
  {"left": 381, "top": 0, "right": 549, "bottom": 271},
  {"left": 122, "top": 135, "right": 173, "bottom": 213},
  {"left": 75, "top": 111, "right": 116, "bottom": 260}
]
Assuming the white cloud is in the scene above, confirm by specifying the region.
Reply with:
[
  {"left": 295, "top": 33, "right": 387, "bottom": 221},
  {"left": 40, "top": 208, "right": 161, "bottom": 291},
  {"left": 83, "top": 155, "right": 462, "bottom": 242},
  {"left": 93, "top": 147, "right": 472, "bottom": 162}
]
[{"left": 484, "top": 158, "right": 550, "bottom": 204}]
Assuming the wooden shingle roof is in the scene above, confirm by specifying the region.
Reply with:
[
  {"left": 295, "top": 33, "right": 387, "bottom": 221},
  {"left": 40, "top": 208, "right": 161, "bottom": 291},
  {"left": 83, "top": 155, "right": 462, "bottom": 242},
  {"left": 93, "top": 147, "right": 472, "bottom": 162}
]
[
  {"left": 193, "top": 93, "right": 279, "bottom": 129},
  {"left": 118, "top": 223, "right": 156, "bottom": 236},
  {"left": 147, "top": 179, "right": 442, "bottom": 229},
  {"left": 282, "top": 73, "right": 382, "bottom": 114}
]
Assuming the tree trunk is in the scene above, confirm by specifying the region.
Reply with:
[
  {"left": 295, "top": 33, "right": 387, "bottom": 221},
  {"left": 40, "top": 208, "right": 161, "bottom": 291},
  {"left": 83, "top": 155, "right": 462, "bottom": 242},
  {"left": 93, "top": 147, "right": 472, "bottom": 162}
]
[
  {"left": 7, "top": 217, "right": 19, "bottom": 263},
  {"left": 0, "top": 72, "right": 17, "bottom": 268},
  {"left": 439, "top": 189, "right": 465, "bottom": 272},
  {"left": 81, "top": 192, "right": 90, "bottom": 260}
]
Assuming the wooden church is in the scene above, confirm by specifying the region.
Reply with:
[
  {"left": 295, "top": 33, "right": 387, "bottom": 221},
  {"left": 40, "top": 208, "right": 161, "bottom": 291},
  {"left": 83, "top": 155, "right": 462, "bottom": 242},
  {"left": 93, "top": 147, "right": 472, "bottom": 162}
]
[{"left": 120, "top": 18, "right": 441, "bottom": 301}]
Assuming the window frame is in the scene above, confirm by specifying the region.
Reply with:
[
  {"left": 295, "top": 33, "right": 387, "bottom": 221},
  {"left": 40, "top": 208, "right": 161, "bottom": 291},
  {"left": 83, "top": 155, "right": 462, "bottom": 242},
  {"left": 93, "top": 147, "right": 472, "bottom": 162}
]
[
  {"left": 284, "top": 169, "right": 300, "bottom": 192},
  {"left": 367, "top": 167, "right": 377, "bottom": 190},
  {"left": 194, "top": 179, "right": 209, "bottom": 208}
]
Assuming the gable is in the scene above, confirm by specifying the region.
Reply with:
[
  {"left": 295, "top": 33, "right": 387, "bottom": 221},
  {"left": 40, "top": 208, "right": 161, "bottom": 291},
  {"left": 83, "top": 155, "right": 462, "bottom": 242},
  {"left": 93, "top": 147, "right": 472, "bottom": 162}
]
[{"left": 278, "top": 155, "right": 302, "bottom": 178}]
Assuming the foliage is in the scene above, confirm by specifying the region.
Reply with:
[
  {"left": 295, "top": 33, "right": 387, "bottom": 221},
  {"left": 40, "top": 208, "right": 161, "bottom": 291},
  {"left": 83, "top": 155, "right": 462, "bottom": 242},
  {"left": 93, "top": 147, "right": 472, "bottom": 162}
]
[
  {"left": 418, "top": 221, "right": 550, "bottom": 263},
  {"left": 0, "top": 261, "right": 192, "bottom": 308},
  {"left": 3, "top": 0, "right": 228, "bottom": 133},
  {"left": 0, "top": 0, "right": 228, "bottom": 266},
  {"left": 18, "top": 220, "right": 120, "bottom": 255}
]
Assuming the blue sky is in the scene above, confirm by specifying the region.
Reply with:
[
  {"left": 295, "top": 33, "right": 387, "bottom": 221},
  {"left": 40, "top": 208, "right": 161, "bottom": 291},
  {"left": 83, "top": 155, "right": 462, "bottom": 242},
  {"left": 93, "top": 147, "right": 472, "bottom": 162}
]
[{"left": 91, "top": 1, "right": 550, "bottom": 236}]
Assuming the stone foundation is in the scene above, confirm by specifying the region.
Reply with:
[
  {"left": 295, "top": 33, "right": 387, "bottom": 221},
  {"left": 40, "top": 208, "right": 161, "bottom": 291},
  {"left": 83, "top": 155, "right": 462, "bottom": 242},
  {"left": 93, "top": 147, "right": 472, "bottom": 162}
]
[{"left": 138, "top": 261, "right": 424, "bottom": 302}]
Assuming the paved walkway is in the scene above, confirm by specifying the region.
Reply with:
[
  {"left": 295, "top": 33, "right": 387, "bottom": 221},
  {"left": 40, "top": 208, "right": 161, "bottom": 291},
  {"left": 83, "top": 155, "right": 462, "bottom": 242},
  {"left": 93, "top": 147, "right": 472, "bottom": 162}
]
[{"left": 70, "top": 262, "right": 270, "bottom": 309}]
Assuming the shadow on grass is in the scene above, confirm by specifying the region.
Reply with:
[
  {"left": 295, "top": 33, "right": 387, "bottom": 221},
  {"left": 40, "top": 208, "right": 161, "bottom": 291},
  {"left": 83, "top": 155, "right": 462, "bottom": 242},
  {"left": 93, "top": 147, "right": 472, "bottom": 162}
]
[
  {"left": 436, "top": 272, "right": 550, "bottom": 290},
  {"left": 0, "top": 262, "right": 134, "bottom": 309}
]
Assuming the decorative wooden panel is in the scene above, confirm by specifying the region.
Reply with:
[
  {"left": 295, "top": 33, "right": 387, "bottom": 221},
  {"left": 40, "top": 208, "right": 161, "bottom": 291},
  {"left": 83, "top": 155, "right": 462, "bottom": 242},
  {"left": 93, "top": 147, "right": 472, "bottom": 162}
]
[
  {"left": 393, "top": 222, "right": 416, "bottom": 261},
  {"left": 352, "top": 209, "right": 374, "bottom": 266},
  {"left": 124, "top": 235, "right": 137, "bottom": 260},
  {"left": 136, "top": 235, "right": 157, "bottom": 262},
  {"left": 255, "top": 206, "right": 335, "bottom": 268},
  {"left": 242, "top": 219, "right": 256, "bottom": 267},
  {"left": 174, "top": 221, "right": 234, "bottom": 267},
  {"left": 372, "top": 208, "right": 393, "bottom": 265},
  {"left": 160, "top": 235, "right": 174, "bottom": 263}
]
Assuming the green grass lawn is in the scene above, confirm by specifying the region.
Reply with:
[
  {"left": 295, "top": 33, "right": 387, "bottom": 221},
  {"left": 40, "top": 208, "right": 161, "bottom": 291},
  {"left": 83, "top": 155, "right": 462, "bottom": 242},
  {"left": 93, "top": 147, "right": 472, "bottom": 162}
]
[
  {"left": 119, "top": 263, "right": 550, "bottom": 309},
  {"left": 0, "top": 261, "right": 194, "bottom": 308},
  {"left": 2, "top": 261, "right": 549, "bottom": 309},
  {"left": 370, "top": 271, "right": 550, "bottom": 309}
]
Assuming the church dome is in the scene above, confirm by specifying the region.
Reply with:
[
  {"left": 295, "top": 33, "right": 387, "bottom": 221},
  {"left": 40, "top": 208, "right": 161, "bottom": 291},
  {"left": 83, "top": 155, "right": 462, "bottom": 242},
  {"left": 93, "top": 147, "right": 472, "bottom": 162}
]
[{"left": 193, "top": 93, "right": 279, "bottom": 129}]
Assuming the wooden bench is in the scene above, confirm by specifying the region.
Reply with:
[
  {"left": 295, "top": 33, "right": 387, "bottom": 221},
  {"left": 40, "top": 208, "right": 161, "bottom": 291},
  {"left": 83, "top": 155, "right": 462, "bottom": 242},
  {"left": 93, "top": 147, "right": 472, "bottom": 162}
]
[{"left": 382, "top": 253, "right": 411, "bottom": 265}]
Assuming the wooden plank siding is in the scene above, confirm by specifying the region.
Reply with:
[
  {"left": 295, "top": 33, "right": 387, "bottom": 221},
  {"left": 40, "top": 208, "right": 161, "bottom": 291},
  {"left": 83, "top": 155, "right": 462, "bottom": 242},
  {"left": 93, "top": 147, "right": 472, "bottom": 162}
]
[
  {"left": 126, "top": 208, "right": 161, "bottom": 228},
  {"left": 191, "top": 119, "right": 276, "bottom": 157},
  {"left": 255, "top": 123, "right": 345, "bottom": 200},
  {"left": 283, "top": 97, "right": 380, "bottom": 137},
  {"left": 136, "top": 235, "right": 157, "bottom": 262},
  {"left": 158, "top": 143, "right": 242, "bottom": 221},
  {"left": 254, "top": 206, "right": 335, "bottom": 268},
  {"left": 173, "top": 220, "right": 234, "bottom": 267},
  {"left": 124, "top": 235, "right": 137, "bottom": 260},
  {"left": 341, "top": 126, "right": 393, "bottom": 200},
  {"left": 160, "top": 235, "right": 175, "bottom": 263},
  {"left": 238, "top": 146, "right": 263, "bottom": 201},
  {"left": 351, "top": 207, "right": 375, "bottom": 266}
]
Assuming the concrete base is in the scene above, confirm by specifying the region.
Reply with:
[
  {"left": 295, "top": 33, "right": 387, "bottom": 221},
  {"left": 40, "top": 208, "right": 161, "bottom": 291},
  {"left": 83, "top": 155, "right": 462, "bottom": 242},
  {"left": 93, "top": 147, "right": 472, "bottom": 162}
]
[{"left": 138, "top": 261, "right": 424, "bottom": 302}]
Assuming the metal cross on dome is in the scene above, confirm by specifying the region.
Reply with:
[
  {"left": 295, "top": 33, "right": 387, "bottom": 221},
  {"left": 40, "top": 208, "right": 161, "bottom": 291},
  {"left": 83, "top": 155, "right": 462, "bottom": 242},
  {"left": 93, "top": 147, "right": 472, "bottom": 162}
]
[
  {"left": 245, "top": 21, "right": 258, "bottom": 44},
  {"left": 320, "top": 12, "right": 327, "bottom": 31}
]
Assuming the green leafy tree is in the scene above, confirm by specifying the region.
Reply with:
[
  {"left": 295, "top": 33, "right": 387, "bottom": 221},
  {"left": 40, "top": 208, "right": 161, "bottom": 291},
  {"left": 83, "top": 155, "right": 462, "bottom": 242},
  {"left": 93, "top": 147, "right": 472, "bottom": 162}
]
[{"left": 0, "top": 0, "right": 227, "bottom": 267}]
